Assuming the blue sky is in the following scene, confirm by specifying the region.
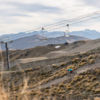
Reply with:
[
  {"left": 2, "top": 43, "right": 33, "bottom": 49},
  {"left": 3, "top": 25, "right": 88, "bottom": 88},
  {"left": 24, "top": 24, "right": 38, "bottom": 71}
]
[{"left": 0, "top": 0, "right": 100, "bottom": 35}]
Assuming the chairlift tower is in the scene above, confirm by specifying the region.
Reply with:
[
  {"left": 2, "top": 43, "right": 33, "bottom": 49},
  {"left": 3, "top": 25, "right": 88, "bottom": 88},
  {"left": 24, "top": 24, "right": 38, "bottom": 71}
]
[
  {"left": 65, "top": 24, "right": 70, "bottom": 37},
  {"left": 41, "top": 27, "right": 48, "bottom": 40},
  {"left": 64, "top": 24, "right": 70, "bottom": 44},
  {"left": 41, "top": 27, "right": 45, "bottom": 31},
  {"left": 67, "top": 24, "right": 69, "bottom": 32}
]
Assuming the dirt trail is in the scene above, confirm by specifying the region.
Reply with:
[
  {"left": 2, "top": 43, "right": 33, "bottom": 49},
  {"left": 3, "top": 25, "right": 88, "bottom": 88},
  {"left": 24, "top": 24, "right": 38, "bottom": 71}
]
[
  {"left": 0, "top": 56, "right": 48, "bottom": 68},
  {"left": 0, "top": 57, "right": 48, "bottom": 72},
  {"left": 17, "top": 57, "right": 48, "bottom": 64}
]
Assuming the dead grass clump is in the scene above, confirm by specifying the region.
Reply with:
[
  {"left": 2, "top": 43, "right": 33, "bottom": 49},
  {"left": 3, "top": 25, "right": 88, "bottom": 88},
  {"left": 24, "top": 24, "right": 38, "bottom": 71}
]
[
  {"left": 88, "top": 54, "right": 97, "bottom": 59},
  {"left": 78, "top": 61, "right": 87, "bottom": 67},
  {"left": 88, "top": 59, "right": 95, "bottom": 64},
  {"left": 67, "top": 65, "right": 76, "bottom": 70},
  {"left": 72, "top": 58, "right": 80, "bottom": 63},
  {"left": 66, "top": 84, "right": 72, "bottom": 90},
  {"left": 81, "top": 58, "right": 87, "bottom": 63},
  {"left": 94, "top": 97, "right": 100, "bottom": 100},
  {"left": 60, "top": 62, "right": 67, "bottom": 66},
  {"left": 57, "top": 88, "right": 66, "bottom": 94},
  {"left": 0, "top": 86, "right": 9, "bottom": 100},
  {"left": 58, "top": 83, "right": 66, "bottom": 89},
  {"left": 94, "top": 88, "right": 100, "bottom": 94},
  {"left": 52, "top": 64, "right": 59, "bottom": 69},
  {"left": 95, "top": 69, "right": 100, "bottom": 75}
]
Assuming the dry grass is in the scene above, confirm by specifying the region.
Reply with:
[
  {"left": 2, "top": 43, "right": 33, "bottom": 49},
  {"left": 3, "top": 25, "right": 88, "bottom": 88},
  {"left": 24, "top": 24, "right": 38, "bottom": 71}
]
[
  {"left": 0, "top": 87, "right": 9, "bottom": 100},
  {"left": 0, "top": 51, "right": 99, "bottom": 100},
  {"left": 37, "top": 68, "right": 100, "bottom": 99}
]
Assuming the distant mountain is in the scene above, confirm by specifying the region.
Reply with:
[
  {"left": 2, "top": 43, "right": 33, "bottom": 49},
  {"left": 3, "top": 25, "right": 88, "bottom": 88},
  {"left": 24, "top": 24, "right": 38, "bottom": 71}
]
[
  {"left": 0, "top": 34, "right": 87, "bottom": 50},
  {"left": 0, "top": 29, "right": 100, "bottom": 42},
  {"left": 0, "top": 31, "right": 70, "bottom": 41},
  {"left": 70, "top": 29, "right": 100, "bottom": 39}
]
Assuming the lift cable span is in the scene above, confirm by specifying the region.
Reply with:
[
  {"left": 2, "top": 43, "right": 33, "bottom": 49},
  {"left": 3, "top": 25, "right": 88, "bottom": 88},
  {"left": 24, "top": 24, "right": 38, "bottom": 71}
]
[{"left": 23, "top": 11, "right": 100, "bottom": 33}]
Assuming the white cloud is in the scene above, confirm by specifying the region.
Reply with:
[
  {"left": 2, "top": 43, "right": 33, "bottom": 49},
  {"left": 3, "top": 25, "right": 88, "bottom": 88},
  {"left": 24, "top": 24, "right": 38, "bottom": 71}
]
[
  {"left": 0, "top": 0, "right": 100, "bottom": 35},
  {"left": 83, "top": 0, "right": 100, "bottom": 8}
]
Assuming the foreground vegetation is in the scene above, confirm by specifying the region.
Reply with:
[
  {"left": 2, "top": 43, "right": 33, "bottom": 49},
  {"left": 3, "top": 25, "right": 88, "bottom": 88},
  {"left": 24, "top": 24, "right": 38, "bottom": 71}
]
[{"left": 0, "top": 46, "right": 100, "bottom": 100}]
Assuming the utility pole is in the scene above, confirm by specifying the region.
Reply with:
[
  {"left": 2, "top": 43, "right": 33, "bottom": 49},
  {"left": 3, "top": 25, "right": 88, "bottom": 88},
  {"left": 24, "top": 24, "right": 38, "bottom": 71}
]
[
  {"left": 0, "top": 41, "right": 12, "bottom": 70},
  {"left": 5, "top": 42, "right": 10, "bottom": 70}
]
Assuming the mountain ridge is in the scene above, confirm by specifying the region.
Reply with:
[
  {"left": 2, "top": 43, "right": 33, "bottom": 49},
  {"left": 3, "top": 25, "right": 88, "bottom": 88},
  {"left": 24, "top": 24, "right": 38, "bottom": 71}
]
[
  {"left": 0, "top": 29, "right": 100, "bottom": 42},
  {"left": 7, "top": 35, "right": 87, "bottom": 50}
]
